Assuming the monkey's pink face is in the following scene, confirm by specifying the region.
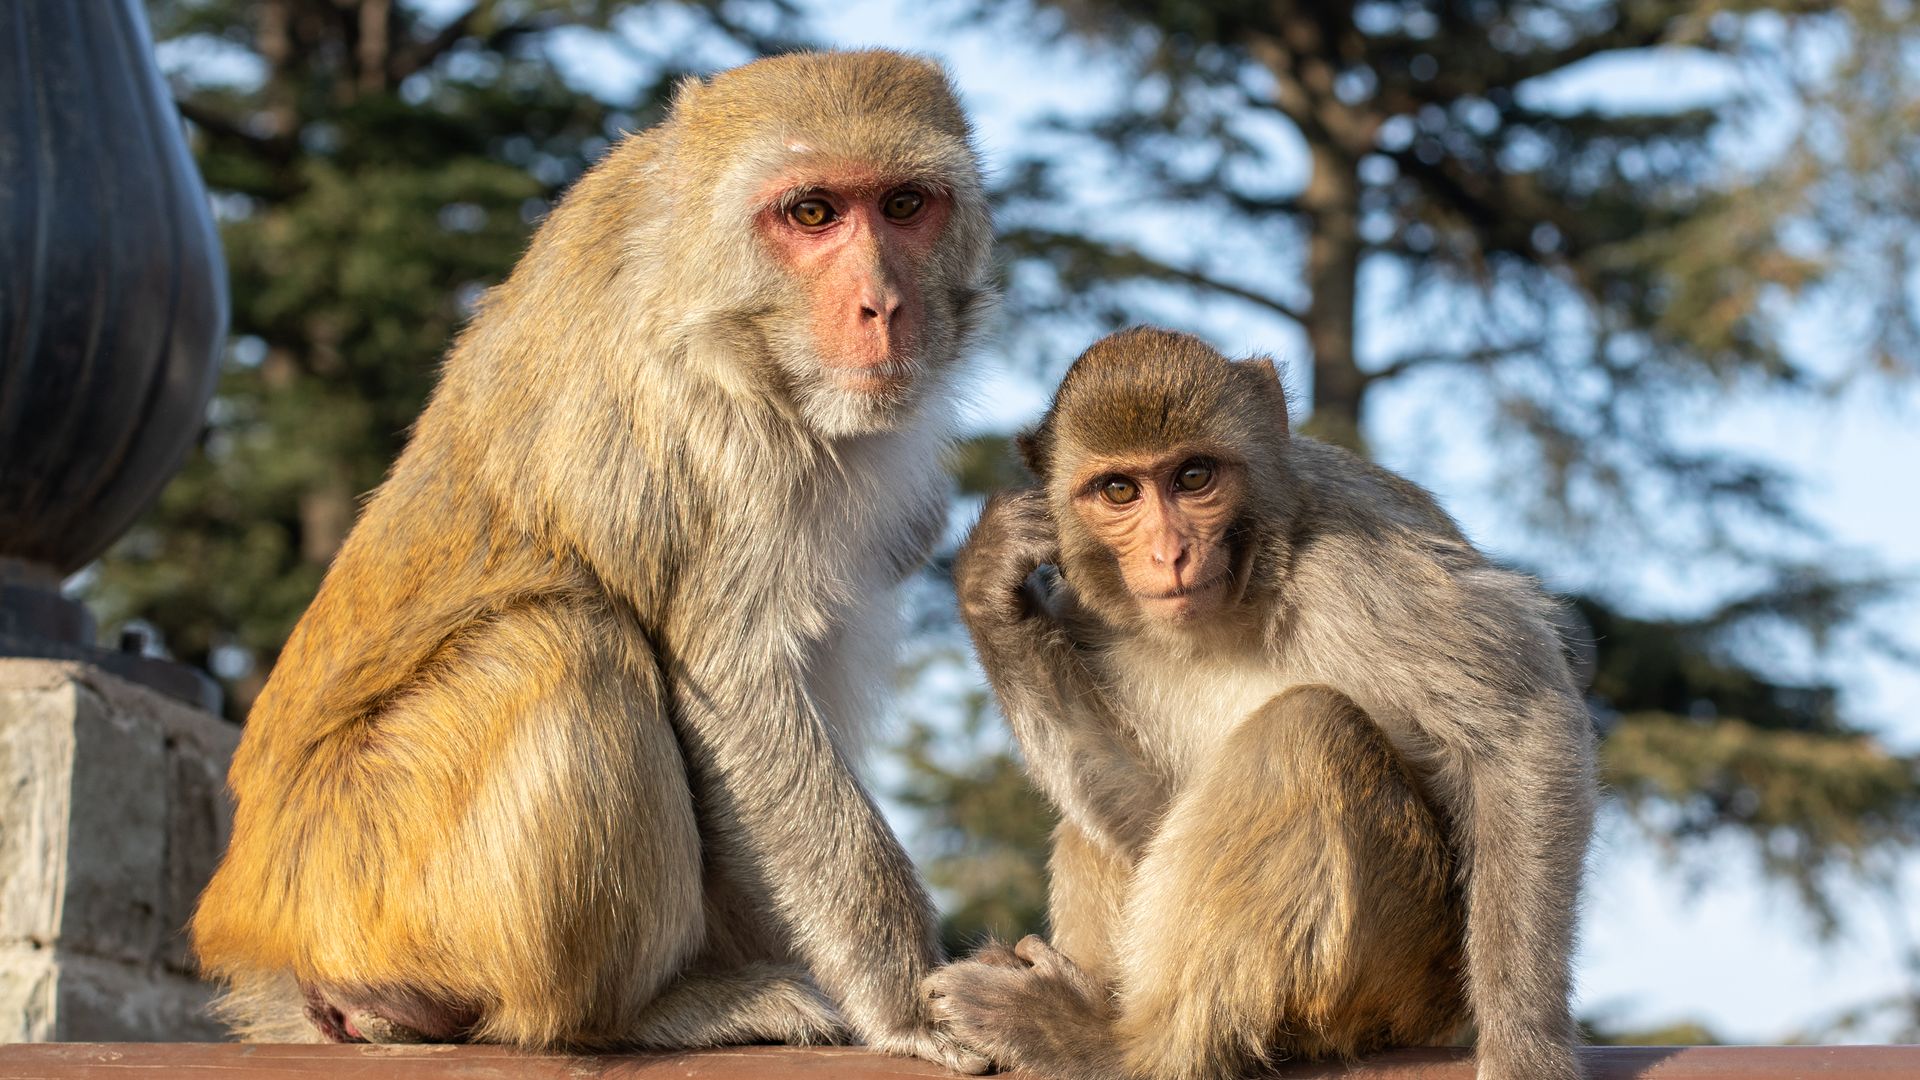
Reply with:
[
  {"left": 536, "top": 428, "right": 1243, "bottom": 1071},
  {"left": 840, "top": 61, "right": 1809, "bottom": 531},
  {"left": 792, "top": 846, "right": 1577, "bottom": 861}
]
[
  {"left": 756, "top": 168, "right": 952, "bottom": 395},
  {"left": 1071, "top": 452, "right": 1246, "bottom": 623}
]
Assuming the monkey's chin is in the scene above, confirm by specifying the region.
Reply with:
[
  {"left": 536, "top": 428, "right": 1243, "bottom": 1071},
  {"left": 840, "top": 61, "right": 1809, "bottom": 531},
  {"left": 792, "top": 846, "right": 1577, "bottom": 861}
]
[
  {"left": 827, "top": 360, "right": 916, "bottom": 396},
  {"left": 1136, "top": 574, "right": 1231, "bottom": 625},
  {"left": 800, "top": 360, "right": 930, "bottom": 437}
]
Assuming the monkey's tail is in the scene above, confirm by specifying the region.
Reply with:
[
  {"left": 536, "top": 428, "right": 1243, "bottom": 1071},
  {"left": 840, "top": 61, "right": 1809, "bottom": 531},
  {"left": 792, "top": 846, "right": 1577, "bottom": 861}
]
[{"left": 210, "top": 970, "right": 326, "bottom": 1044}]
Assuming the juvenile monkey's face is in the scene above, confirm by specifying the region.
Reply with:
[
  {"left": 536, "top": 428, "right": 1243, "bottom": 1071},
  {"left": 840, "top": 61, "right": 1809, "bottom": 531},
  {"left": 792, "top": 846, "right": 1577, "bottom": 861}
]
[
  {"left": 1069, "top": 450, "right": 1247, "bottom": 624},
  {"left": 754, "top": 166, "right": 960, "bottom": 433}
]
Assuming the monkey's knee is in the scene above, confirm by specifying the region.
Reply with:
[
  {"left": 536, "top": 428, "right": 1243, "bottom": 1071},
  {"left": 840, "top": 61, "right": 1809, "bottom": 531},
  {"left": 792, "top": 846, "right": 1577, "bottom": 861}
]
[
  {"left": 1240, "top": 685, "right": 1422, "bottom": 798},
  {"left": 1173, "top": 684, "right": 1463, "bottom": 1055},
  {"left": 1248, "top": 684, "right": 1370, "bottom": 745},
  {"left": 1242, "top": 684, "right": 1449, "bottom": 874}
]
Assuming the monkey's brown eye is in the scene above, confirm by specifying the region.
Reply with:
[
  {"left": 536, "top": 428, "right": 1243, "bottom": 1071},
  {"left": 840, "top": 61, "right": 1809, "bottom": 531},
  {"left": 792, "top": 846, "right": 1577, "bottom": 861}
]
[
  {"left": 1100, "top": 478, "right": 1140, "bottom": 505},
  {"left": 790, "top": 199, "right": 836, "bottom": 228},
  {"left": 1174, "top": 461, "right": 1214, "bottom": 492},
  {"left": 882, "top": 189, "right": 924, "bottom": 221}
]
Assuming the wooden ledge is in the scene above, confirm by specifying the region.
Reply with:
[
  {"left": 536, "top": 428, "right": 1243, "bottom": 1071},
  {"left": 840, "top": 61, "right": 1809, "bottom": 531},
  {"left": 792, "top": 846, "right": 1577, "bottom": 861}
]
[{"left": 0, "top": 1044, "right": 1914, "bottom": 1079}]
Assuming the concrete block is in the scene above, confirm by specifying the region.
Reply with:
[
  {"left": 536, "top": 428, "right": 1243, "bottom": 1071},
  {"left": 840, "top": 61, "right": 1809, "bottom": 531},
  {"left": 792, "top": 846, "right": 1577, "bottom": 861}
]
[{"left": 0, "top": 659, "right": 237, "bottom": 1040}]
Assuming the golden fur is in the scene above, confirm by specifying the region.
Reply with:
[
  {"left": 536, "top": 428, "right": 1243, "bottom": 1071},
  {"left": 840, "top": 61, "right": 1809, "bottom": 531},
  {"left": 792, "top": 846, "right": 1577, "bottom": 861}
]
[{"left": 192, "top": 51, "right": 993, "bottom": 1067}]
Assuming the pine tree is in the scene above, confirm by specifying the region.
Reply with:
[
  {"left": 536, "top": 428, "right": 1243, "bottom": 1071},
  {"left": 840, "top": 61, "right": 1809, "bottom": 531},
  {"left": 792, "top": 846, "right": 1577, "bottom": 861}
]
[{"left": 100, "top": 0, "right": 799, "bottom": 716}]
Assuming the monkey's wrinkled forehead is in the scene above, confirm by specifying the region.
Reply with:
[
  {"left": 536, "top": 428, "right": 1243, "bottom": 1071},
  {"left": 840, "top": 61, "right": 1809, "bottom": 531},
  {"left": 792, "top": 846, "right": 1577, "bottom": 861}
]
[
  {"left": 671, "top": 50, "right": 982, "bottom": 195},
  {"left": 1043, "top": 328, "right": 1245, "bottom": 459}
]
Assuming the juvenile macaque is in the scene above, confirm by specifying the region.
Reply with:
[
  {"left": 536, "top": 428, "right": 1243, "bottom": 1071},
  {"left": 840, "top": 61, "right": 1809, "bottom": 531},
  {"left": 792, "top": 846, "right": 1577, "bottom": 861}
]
[
  {"left": 927, "top": 328, "right": 1596, "bottom": 1080},
  {"left": 190, "top": 51, "right": 993, "bottom": 1068}
]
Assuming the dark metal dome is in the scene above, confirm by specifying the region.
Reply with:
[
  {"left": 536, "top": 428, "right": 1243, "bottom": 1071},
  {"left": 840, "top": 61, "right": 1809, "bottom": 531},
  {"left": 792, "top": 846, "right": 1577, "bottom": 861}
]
[{"left": 0, "top": 0, "right": 228, "bottom": 575}]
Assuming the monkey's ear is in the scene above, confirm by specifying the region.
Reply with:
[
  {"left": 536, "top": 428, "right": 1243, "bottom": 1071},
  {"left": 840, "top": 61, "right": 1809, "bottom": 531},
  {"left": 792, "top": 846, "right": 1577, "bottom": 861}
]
[
  {"left": 1233, "top": 357, "right": 1291, "bottom": 430},
  {"left": 1014, "top": 429, "right": 1050, "bottom": 480},
  {"left": 668, "top": 75, "right": 707, "bottom": 113}
]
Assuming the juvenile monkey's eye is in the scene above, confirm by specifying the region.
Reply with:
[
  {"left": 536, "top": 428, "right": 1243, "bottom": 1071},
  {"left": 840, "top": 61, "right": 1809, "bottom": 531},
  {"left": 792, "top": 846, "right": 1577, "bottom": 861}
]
[
  {"left": 790, "top": 199, "right": 836, "bottom": 228},
  {"left": 1100, "top": 478, "right": 1140, "bottom": 505},
  {"left": 1174, "top": 461, "right": 1214, "bottom": 492},
  {"left": 882, "top": 189, "right": 924, "bottom": 221}
]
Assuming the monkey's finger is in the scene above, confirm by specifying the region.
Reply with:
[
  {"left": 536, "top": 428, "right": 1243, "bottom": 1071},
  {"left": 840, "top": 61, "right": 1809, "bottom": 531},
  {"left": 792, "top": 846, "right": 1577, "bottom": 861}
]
[
  {"left": 968, "top": 940, "right": 1027, "bottom": 969},
  {"left": 1011, "top": 935, "right": 1091, "bottom": 989},
  {"left": 1013, "top": 530, "right": 1062, "bottom": 563},
  {"left": 921, "top": 960, "right": 1010, "bottom": 1008},
  {"left": 874, "top": 1025, "right": 993, "bottom": 1076},
  {"left": 1010, "top": 935, "right": 1056, "bottom": 967},
  {"left": 982, "top": 487, "right": 1045, "bottom": 514},
  {"left": 936, "top": 1038, "right": 993, "bottom": 1076},
  {"left": 982, "top": 491, "right": 1055, "bottom": 540},
  {"left": 920, "top": 967, "right": 962, "bottom": 1002}
]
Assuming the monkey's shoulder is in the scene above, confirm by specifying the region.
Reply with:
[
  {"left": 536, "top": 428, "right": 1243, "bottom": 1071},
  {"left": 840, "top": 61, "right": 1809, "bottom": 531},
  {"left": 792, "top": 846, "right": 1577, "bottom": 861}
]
[
  {"left": 1280, "top": 441, "right": 1569, "bottom": 675},
  {"left": 1287, "top": 437, "right": 1462, "bottom": 540},
  {"left": 1284, "top": 507, "right": 1554, "bottom": 633}
]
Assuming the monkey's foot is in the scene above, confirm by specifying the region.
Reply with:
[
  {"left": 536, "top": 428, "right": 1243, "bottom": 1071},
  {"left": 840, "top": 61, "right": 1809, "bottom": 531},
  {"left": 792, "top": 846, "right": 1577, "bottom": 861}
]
[
  {"left": 867, "top": 1023, "right": 992, "bottom": 1076},
  {"left": 300, "top": 982, "right": 479, "bottom": 1044},
  {"left": 922, "top": 936, "right": 1116, "bottom": 1080}
]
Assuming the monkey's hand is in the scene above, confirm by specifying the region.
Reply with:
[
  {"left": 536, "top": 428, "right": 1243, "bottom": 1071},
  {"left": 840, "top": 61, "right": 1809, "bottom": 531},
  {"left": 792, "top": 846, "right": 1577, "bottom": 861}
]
[
  {"left": 953, "top": 489, "right": 1059, "bottom": 628},
  {"left": 922, "top": 936, "right": 1116, "bottom": 1080}
]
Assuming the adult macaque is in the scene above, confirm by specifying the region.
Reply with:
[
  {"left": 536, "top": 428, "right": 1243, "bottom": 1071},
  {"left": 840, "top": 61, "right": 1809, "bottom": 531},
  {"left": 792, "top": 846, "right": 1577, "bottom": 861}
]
[
  {"left": 927, "top": 328, "right": 1596, "bottom": 1080},
  {"left": 191, "top": 51, "right": 993, "bottom": 1067}
]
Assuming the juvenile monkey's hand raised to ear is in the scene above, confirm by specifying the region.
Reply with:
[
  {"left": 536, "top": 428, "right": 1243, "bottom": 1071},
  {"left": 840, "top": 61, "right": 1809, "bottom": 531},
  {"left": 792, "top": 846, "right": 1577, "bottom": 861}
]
[
  {"left": 952, "top": 487, "right": 1169, "bottom": 859},
  {"left": 953, "top": 490, "right": 1059, "bottom": 626}
]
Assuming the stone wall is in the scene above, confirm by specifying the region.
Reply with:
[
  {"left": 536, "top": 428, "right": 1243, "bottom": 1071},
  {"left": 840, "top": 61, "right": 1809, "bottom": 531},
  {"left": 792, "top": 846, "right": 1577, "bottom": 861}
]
[{"left": 0, "top": 659, "right": 237, "bottom": 1041}]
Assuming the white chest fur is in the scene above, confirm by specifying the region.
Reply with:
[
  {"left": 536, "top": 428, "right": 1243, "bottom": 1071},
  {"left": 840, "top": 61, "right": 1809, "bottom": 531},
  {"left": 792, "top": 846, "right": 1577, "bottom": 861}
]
[
  {"left": 1100, "top": 635, "right": 1299, "bottom": 783},
  {"left": 789, "top": 417, "right": 951, "bottom": 760}
]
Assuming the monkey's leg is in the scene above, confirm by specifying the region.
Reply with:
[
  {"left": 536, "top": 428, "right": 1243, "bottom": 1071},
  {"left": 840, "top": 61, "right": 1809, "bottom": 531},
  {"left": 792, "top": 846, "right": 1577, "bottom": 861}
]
[
  {"left": 1110, "top": 685, "right": 1464, "bottom": 1080},
  {"left": 925, "top": 821, "right": 1130, "bottom": 1070},
  {"left": 1045, "top": 820, "right": 1132, "bottom": 982},
  {"left": 613, "top": 863, "right": 851, "bottom": 1048},
  {"left": 218, "top": 601, "right": 709, "bottom": 1049},
  {"left": 415, "top": 605, "right": 712, "bottom": 1048},
  {"left": 924, "top": 933, "right": 1120, "bottom": 1080}
]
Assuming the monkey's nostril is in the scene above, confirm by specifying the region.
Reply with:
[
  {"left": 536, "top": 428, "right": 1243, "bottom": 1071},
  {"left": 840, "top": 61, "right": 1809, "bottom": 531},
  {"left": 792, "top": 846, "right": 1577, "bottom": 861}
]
[{"left": 860, "top": 305, "right": 880, "bottom": 321}]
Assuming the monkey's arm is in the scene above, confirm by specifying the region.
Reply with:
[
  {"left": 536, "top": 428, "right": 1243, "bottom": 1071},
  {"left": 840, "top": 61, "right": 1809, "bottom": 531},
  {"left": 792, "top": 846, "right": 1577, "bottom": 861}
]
[
  {"left": 1370, "top": 565, "right": 1596, "bottom": 1080},
  {"left": 954, "top": 491, "right": 1170, "bottom": 857},
  {"left": 1448, "top": 678, "right": 1593, "bottom": 1080},
  {"left": 665, "top": 620, "right": 984, "bottom": 1073}
]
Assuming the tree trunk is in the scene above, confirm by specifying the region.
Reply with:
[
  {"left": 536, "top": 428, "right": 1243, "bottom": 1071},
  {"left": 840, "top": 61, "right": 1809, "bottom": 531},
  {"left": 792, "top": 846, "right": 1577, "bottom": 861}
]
[
  {"left": 1299, "top": 138, "right": 1366, "bottom": 451},
  {"left": 1249, "top": 17, "right": 1374, "bottom": 452},
  {"left": 357, "top": 0, "right": 392, "bottom": 96}
]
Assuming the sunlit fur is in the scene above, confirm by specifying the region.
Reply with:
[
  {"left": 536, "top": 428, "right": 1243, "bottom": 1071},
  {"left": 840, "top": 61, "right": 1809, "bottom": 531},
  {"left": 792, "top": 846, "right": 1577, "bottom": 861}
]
[
  {"left": 931, "top": 327, "right": 1597, "bottom": 1080},
  {"left": 190, "top": 51, "right": 993, "bottom": 1067}
]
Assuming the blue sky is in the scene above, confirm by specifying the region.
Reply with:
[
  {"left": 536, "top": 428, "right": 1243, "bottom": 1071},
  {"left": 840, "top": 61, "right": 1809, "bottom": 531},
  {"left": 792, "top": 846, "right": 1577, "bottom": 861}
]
[{"left": 184, "top": 0, "right": 1920, "bottom": 1042}]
